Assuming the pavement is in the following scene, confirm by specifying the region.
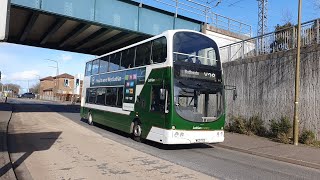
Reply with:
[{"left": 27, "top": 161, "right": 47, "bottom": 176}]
[
  {"left": 0, "top": 101, "right": 16, "bottom": 180},
  {"left": 218, "top": 132, "right": 320, "bottom": 170}
]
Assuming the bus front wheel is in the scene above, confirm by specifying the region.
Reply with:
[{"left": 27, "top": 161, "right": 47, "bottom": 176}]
[{"left": 132, "top": 121, "right": 142, "bottom": 142}]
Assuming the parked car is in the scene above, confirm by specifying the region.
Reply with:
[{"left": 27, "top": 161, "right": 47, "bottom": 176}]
[{"left": 20, "top": 93, "right": 35, "bottom": 99}]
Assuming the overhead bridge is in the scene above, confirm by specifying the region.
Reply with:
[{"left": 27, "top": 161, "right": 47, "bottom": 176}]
[
  {"left": 0, "top": 0, "right": 252, "bottom": 55},
  {"left": 0, "top": 0, "right": 206, "bottom": 55}
]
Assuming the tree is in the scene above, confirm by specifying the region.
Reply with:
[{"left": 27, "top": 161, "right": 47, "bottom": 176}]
[
  {"left": 281, "top": 9, "right": 293, "bottom": 25},
  {"left": 269, "top": 22, "right": 294, "bottom": 53},
  {"left": 29, "top": 83, "right": 40, "bottom": 94},
  {"left": 3, "top": 83, "right": 21, "bottom": 96}
]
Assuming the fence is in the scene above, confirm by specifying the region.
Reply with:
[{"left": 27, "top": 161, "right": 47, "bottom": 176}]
[
  {"left": 40, "top": 95, "right": 60, "bottom": 101},
  {"left": 220, "top": 19, "right": 320, "bottom": 62},
  {"left": 132, "top": 0, "right": 252, "bottom": 36}
]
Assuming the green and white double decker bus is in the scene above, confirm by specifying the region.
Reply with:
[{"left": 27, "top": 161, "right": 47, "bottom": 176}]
[{"left": 81, "top": 30, "right": 225, "bottom": 144}]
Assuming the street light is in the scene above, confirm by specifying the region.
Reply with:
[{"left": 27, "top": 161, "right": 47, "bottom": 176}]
[
  {"left": 293, "top": 0, "right": 302, "bottom": 146},
  {"left": 46, "top": 59, "right": 61, "bottom": 100},
  {"left": 45, "top": 59, "right": 59, "bottom": 76}
]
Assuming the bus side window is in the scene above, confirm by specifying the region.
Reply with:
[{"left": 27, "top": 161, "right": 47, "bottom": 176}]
[
  {"left": 121, "top": 48, "right": 135, "bottom": 69},
  {"left": 116, "top": 87, "right": 123, "bottom": 107},
  {"left": 85, "top": 61, "right": 93, "bottom": 76},
  {"left": 110, "top": 52, "right": 121, "bottom": 71},
  {"left": 92, "top": 59, "right": 100, "bottom": 74},
  {"left": 87, "top": 88, "right": 97, "bottom": 104},
  {"left": 105, "top": 87, "right": 117, "bottom": 106},
  {"left": 99, "top": 56, "right": 109, "bottom": 73},
  {"left": 151, "top": 37, "right": 167, "bottom": 64},
  {"left": 135, "top": 42, "right": 151, "bottom": 67}
]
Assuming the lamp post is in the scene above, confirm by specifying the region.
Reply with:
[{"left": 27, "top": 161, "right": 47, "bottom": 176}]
[
  {"left": 293, "top": 0, "right": 302, "bottom": 146},
  {"left": 47, "top": 59, "right": 60, "bottom": 100},
  {"left": 45, "top": 59, "right": 59, "bottom": 76}
]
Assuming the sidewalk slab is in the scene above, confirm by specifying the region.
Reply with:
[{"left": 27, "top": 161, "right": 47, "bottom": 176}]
[
  {"left": 216, "top": 132, "right": 320, "bottom": 170},
  {"left": 0, "top": 102, "right": 16, "bottom": 179}
]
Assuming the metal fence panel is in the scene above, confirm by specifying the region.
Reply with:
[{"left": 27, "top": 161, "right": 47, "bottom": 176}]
[{"left": 220, "top": 19, "right": 320, "bottom": 62}]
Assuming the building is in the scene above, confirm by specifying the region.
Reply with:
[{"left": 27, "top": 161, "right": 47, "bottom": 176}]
[{"left": 39, "top": 73, "right": 82, "bottom": 101}]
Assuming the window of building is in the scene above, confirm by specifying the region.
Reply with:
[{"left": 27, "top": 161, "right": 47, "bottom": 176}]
[
  {"left": 110, "top": 52, "right": 121, "bottom": 71},
  {"left": 99, "top": 56, "right": 109, "bottom": 74},
  {"left": 85, "top": 61, "right": 92, "bottom": 76},
  {"left": 92, "top": 59, "right": 100, "bottom": 74},
  {"left": 96, "top": 88, "right": 106, "bottom": 105},
  {"left": 135, "top": 42, "right": 151, "bottom": 67},
  {"left": 151, "top": 37, "right": 167, "bottom": 64}
]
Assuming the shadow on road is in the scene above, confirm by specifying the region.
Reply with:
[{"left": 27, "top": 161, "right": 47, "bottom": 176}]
[
  {"left": 0, "top": 103, "right": 12, "bottom": 111},
  {"left": 13, "top": 103, "right": 80, "bottom": 113},
  {"left": 7, "top": 131, "right": 62, "bottom": 170},
  {"left": 145, "top": 140, "right": 214, "bottom": 150}
]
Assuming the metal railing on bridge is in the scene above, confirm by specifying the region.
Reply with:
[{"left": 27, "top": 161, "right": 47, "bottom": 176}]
[
  {"left": 133, "top": 0, "right": 252, "bottom": 36},
  {"left": 220, "top": 19, "right": 320, "bottom": 62}
]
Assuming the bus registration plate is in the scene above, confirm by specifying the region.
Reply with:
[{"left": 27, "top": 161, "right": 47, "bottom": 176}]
[{"left": 195, "top": 139, "right": 205, "bottom": 143}]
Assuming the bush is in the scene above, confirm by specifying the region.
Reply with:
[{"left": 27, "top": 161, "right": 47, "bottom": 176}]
[
  {"left": 269, "top": 116, "right": 292, "bottom": 137},
  {"left": 277, "top": 132, "right": 291, "bottom": 144},
  {"left": 246, "top": 116, "right": 267, "bottom": 136},
  {"left": 269, "top": 116, "right": 292, "bottom": 143},
  {"left": 227, "top": 116, "right": 247, "bottom": 134},
  {"left": 299, "top": 129, "right": 315, "bottom": 145}
]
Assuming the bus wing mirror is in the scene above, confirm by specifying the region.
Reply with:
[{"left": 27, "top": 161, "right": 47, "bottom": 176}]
[
  {"left": 233, "top": 89, "right": 237, "bottom": 100},
  {"left": 224, "top": 85, "right": 237, "bottom": 100},
  {"left": 160, "top": 89, "right": 166, "bottom": 100}
]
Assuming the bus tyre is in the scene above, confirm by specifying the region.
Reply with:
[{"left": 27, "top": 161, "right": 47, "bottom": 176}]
[
  {"left": 132, "top": 121, "right": 142, "bottom": 142},
  {"left": 88, "top": 112, "right": 93, "bottom": 125}
]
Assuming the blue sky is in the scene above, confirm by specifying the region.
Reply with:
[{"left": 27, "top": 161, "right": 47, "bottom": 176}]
[
  {"left": 212, "top": 0, "right": 320, "bottom": 34},
  {"left": 0, "top": 0, "right": 319, "bottom": 92},
  {"left": 0, "top": 43, "right": 94, "bottom": 92}
]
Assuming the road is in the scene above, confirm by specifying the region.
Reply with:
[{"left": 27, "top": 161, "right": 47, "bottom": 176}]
[{"left": 7, "top": 98, "right": 320, "bottom": 180}]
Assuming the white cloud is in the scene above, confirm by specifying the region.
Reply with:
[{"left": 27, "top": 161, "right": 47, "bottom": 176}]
[
  {"left": 61, "top": 54, "right": 73, "bottom": 61},
  {"left": 7, "top": 70, "right": 40, "bottom": 81}
]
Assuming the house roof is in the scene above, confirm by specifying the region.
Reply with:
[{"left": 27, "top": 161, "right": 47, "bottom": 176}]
[
  {"left": 40, "top": 76, "right": 54, "bottom": 81},
  {"left": 54, "top": 73, "right": 74, "bottom": 79},
  {"left": 40, "top": 73, "right": 75, "bottom": 81}
]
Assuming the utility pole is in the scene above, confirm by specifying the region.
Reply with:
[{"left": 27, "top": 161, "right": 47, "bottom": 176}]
[
  {"left": 293, "top": 0, "right": 302, "bottom": 146},
  {"left": 257, "top": 0, "right": 268, "bottom": 53},
  {"left": 257, "top": 0, "right": 268, "bottom": 36}
]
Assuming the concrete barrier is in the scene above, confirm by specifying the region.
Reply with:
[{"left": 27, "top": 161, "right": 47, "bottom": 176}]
[{"left": 223, "top": 44, "right": 320, "bottom": 139}]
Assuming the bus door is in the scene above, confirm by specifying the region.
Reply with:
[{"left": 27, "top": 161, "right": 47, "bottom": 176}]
[
  {"left": 147, "top": 84, "right": 169, "bottom": 128},
  {"left": 136, "top": 83, "right": 168, "bottom": 130}
]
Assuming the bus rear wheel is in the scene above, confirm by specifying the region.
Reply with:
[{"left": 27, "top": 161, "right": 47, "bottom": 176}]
[
  {"left": 132, "top": 121, "right": 142, "bottom": 142},
  {"left": 88, "top": 112, "right": 93, "bottom": 125}
]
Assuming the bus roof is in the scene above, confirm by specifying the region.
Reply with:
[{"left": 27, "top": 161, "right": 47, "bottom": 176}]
[{"left": 85, "top": 29, "right": 211, "bottom": 63}]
